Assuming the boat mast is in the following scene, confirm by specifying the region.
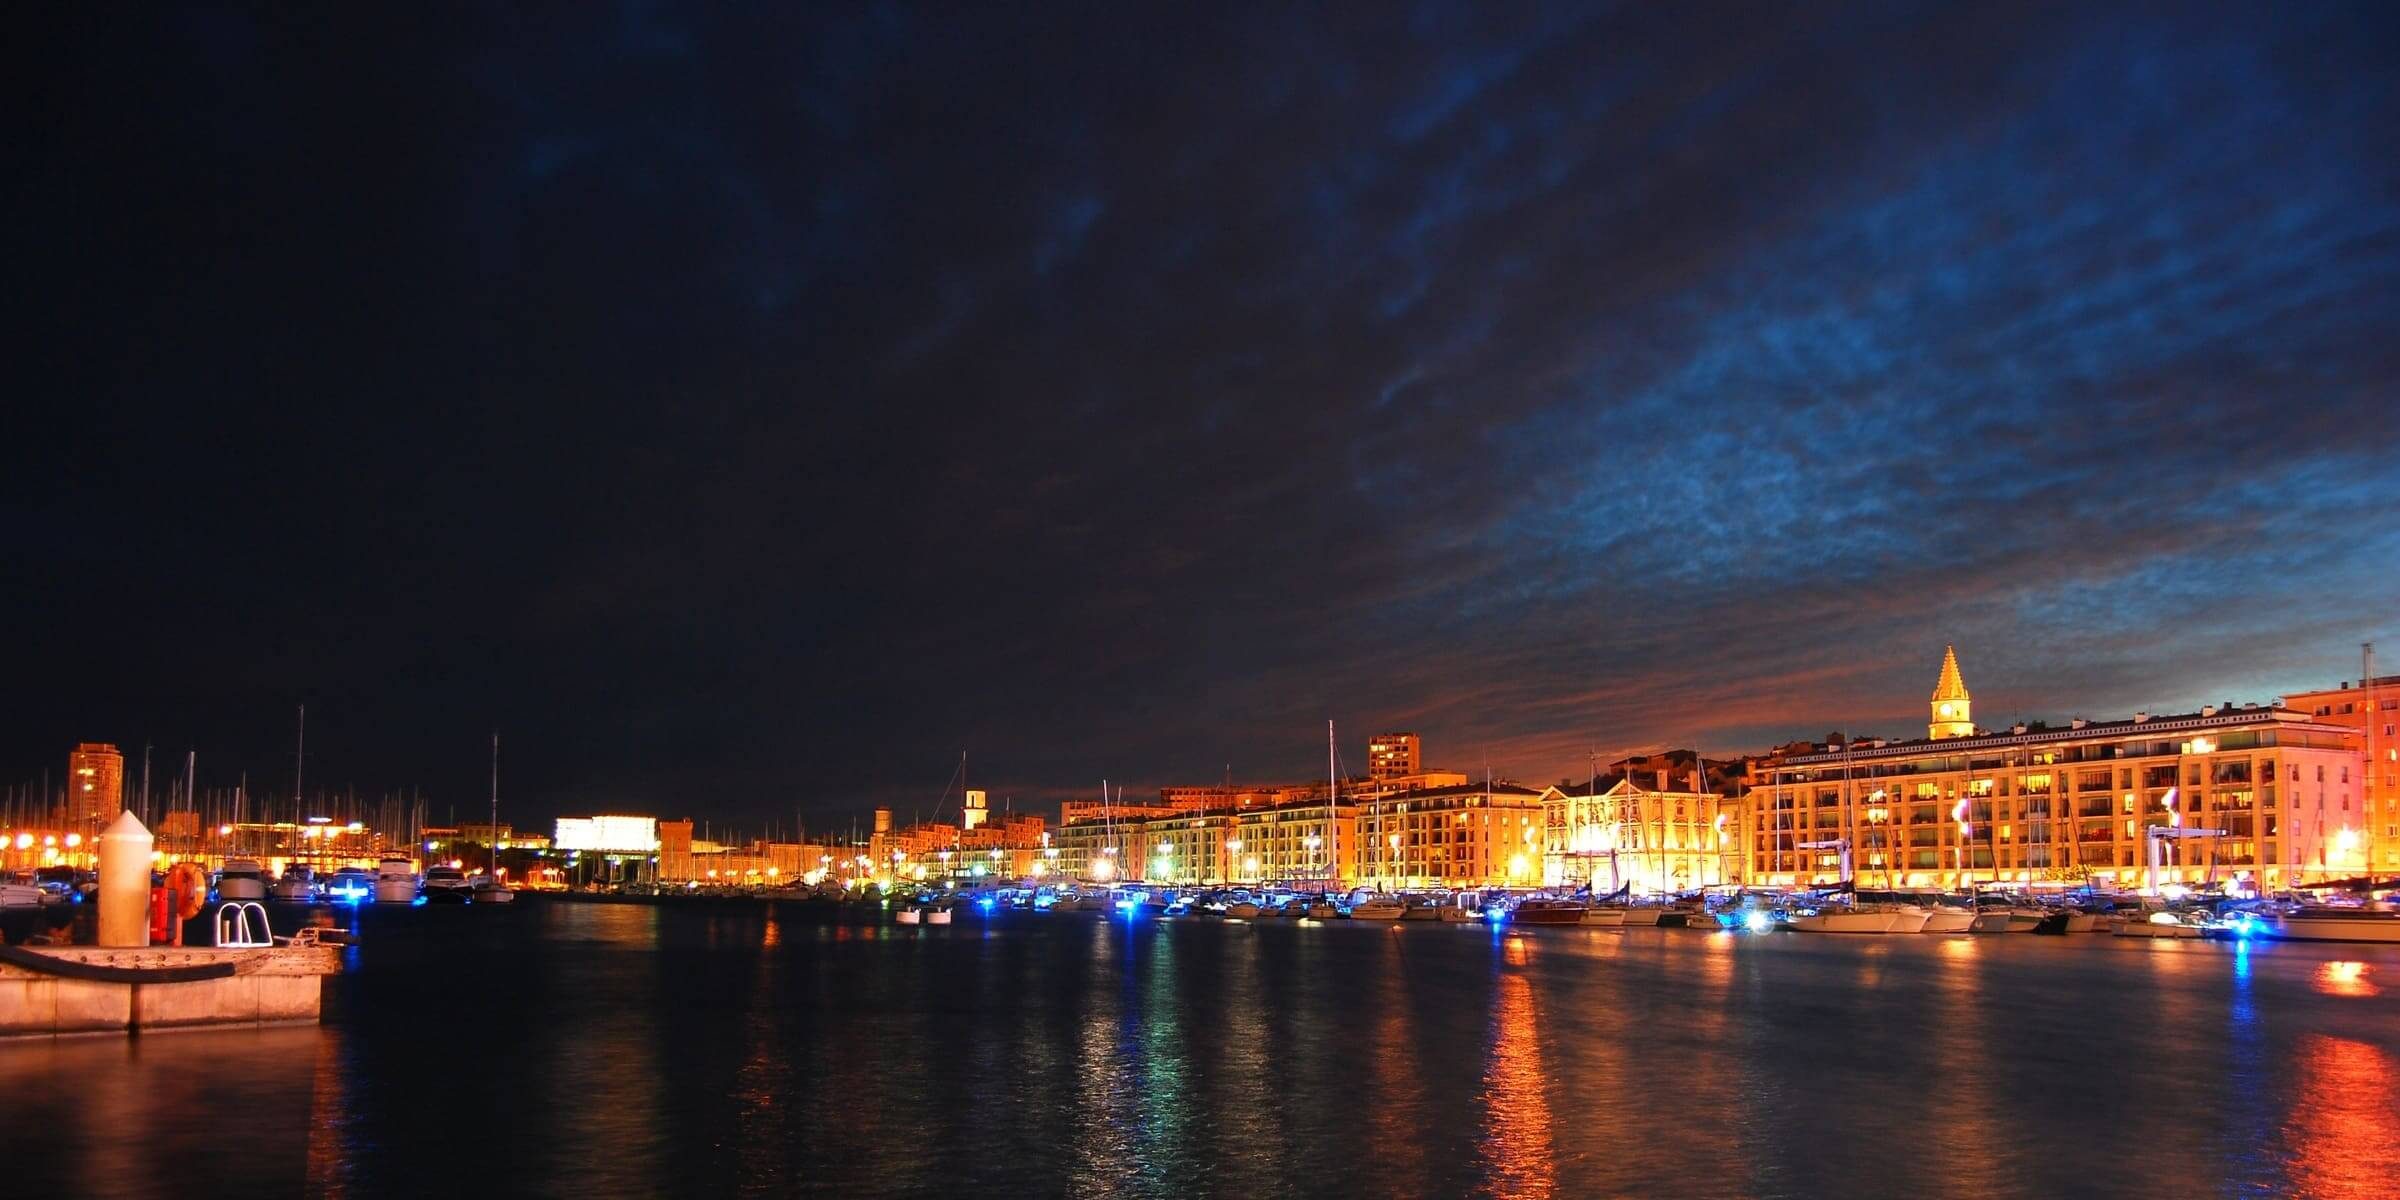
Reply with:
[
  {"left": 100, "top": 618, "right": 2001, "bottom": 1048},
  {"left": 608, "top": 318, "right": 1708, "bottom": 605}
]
[
  {"left": 295, "top": 704, "right": 306, "bottom": 827},
  {"left": 489, "top": 732, "right": 500, "bottom": 881},
  {"left": 1326, "top": 720, "right": 1336, "bottom": 887}
]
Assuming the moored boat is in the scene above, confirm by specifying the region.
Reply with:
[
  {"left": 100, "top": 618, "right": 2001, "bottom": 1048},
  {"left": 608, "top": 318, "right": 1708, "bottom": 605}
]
[
  {"left": 1510, "top": 898, "right": 1588, "bottom": 925},
  {"left": 217, "top": 859, "right": 270, "bottom": 902},
  {"left": 2269, "top": 905, "right": 2400, "bottom": 944},
  {"left": 270, "top": 865, "right": 319, "bottom": 903},
  {"left": 1348, "top": 896, "right": 1405, "bottom": 920},
  {"left": 420, "top": 865, "right": 473, "bottom": 903},
  {"left": 373, "top": 856, "right": 420, "bottom": 904}
]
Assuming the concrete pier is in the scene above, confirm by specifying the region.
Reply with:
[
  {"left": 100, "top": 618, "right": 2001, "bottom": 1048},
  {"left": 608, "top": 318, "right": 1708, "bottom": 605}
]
[{"left": 0, "top": 944, "right": 341, "bottom": 1038}]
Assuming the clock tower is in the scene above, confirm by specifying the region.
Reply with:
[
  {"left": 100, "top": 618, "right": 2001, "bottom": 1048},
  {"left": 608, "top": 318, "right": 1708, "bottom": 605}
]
[{"left": 1929, "top": 645, "right": 1974, "bottom": 740}]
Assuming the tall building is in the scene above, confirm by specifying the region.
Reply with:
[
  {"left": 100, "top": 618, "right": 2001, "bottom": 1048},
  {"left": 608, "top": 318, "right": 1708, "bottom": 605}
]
[
  {"left": 963, "top": 789, "right": 988, "bottom": 831},
  {"left": 2284, "top": 666, "right": 2400, "bottom": 877},
  {"left": 1368, "top": 733, "right": 1421, "bottom": 780},
  {"left": 1929, "top": 646, "right": 1975, "bottom": 740},
  {"left": 1743, "top": 696, "right": 2361, "bottom": 893},
  {"left": 67, "top": 743, "right": 124, "bottom": 827},
  {"left": 1357, "top": 781, "right": 1546, "bottom": 888}
]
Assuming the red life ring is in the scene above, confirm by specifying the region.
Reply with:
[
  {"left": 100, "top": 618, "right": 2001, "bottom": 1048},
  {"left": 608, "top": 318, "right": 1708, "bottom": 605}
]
[{"left": 165, "top": 862, "right": 209, "bottom": 921}]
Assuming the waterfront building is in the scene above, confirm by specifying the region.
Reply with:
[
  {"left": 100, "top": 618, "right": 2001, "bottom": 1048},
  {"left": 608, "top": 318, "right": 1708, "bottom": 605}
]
[
  {"left": 1368, "top": 733, "right": 1421, "bottom": 780},
  {"left": 1154, "top": 783, "right": 1315, "bottom": 813},
  {"left": 1740, "top": 650, "right": 2364, "bottom": 891},
  {"left": 1226, "top": 798, "right": 1358, "bottom": 884},
  {"left": 1140, "top": 813, "right": 1233, "bottom": 885},
  {"left": 1357, "top": 782, "right": 1547, "bottom": 888},
  {"left": 67, "top": 743, "right": 124, "bottom": 828},
  {"left": 2284, "top": 668, "right": 2400, "bottom": 878},
  {"left": 1059, "top": 797, "right": 1181, "bottom": 825},
  {"left": 1051, "top": 817, "right": 1146, "bottom": 882},
  {"left": 1545, "top": 776, "right": 1738, "bottom": 893},
  {"left": 963, "top": 788, "right": 988, "bottom": 831}
]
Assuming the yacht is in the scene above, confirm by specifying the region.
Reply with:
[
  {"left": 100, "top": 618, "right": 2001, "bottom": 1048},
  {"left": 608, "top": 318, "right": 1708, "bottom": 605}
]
[
  {"left": 325, "top": 867, "right": 374, "bottom": 904},
  {"left": 1921, "top": 903, "right": 1977, "bottom": 934},
  {"left": 0, "top": 876, "right": 43, "bottom": 908},
  {"left": 1509, "top": 898, "right": 1588, "bottom": 925},
  {"left": 373, "top": 856, "right": 421, "bottom": 903},
  {"left": 420, "top": 865, "right": 473, "bottom": 903},
  {"left": 2114, "top": 910, "right": 2205, "bottom": 938},
  {"left": 2269, "top": 905, "right": 2400, "bottom": 944},
  {"left": 216, "top": 859, "right": 270, "bottom": 902},
  {"left": 1788, "top": 900, "right": 1901, "bottom": 933},
  {"left": 1579, "top": 906, "right": 1627, "bottom": 927},
  {"left": 269, "top": 865, "right": 320, "bottom": 903},
  {"left": 469, "top": 873, "right": 517, "bottom": 904},
  {"left": 1401, "top": 897, "right": 1445, "bottom": 920},
  {"left": 1225, "top": 900, "right": 1262, "bottom": 918},
  {"left": 1438, "top": 904, "right": 1483, "bottom": 923},
  {"left": 1348, "top": 896, "right": 1406, "bottom": 921}
]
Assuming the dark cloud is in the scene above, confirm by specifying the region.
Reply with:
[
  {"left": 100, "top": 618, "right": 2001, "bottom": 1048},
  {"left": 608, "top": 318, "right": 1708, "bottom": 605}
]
[{"left": 5, "top": 3, "right": 2396, "bottom": 825}]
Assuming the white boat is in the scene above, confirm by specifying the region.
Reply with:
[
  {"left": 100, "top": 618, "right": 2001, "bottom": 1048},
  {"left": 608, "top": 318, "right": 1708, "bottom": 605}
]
[
  {"left": 217, "top": 859, "right": 270, "bottom": 902},
  {"left": 2270, "top": 906, "right": 2400, "bottom": 944},
  {"left": 0, "top": 879, "right": 43, "bottom": 907},
  {"left": 1580, "top": 907, "right": 1627, "bottom": 927},
  {"left": 373, "top": 856, "right": 420, "bottom": 903},
  {"left": 1348, "top": 897, "right": 1406, "bottom": 921},
  {"left": 1618, "top": 906, "right": 1666, "bottom": 928},
  {"left": 1921, "top": 908, "right": 1976, "bottom": 934},
  {"left": 469, "top": 874, "right": 517, "bottom": 904},
  {"left": 1306, "top": 901, "right": 1342, "bottom": 919},
  {"left": 895, "top": 906, "right": 921, "bottom": 924},
  {"left": 2114, "top": 911, "right": 2203, "bottom": 938},
  {"left": 269, "top": 865, "right": 319, "bottom": 903},
  {"left": 1789, "top": 903, "right": 1900, "bottom": 933},
  {"left": 925, "top": 905, "right": 953, "bottom": 925},
  {"left": 1886, "top": 905, "right": 1933, "bottom": 934}
]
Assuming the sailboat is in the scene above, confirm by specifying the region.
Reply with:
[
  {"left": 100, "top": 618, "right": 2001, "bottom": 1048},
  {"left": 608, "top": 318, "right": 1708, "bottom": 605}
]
[{"left": 472, "top": 733, "right": 516, "bottom": 904}]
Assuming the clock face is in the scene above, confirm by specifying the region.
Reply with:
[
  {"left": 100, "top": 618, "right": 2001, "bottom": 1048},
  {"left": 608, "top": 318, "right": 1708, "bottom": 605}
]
[{"left": 1938, "top": 704, "right": 1954, "bottom": 718}]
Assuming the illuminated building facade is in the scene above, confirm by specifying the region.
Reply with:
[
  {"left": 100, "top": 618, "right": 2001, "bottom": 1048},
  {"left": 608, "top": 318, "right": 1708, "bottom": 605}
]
[
  {"left": 2285, "top": 671, "right": 2400, "bottom": 877},
  {"left": 1357, "top": 782, "right": 1546, "bottom": 888},
  {"left": 1368, "top": 733, "right": 1421, "bottom": 780},
  {"left": 1544, "top": 778, "right": 1738, "bottom": 893},
  {"left": 1135, "top": 814, "right": 1232, "bottom": 885},
  {"left": 1742, "top": 702, "right": 2362, "bottom": 892},
  {"left": 67, "top": 743, "right": 124, "bottom": 827},
  {"left": 1051, "top": 817, "right": 1145, "bottom": 882},
  {"left": 1225, "top": 799, "right": 1357, "bottom": 884}
]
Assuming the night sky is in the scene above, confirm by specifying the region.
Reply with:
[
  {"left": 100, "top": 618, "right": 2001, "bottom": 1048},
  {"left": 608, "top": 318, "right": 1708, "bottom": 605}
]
[{"left": 8, "top": 4, "right": 2397, "bottom": 829}]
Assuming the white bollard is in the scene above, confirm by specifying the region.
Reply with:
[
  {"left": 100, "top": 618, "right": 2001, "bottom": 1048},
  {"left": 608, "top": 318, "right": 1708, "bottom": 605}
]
[{"left": 96, "top": 810, "right": 154, "bottom": 948}]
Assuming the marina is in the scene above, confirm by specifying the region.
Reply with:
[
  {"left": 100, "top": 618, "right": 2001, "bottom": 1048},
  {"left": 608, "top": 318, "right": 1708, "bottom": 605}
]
[{"left": 1, "top": 897, "right": 2395, "bottom": 1196}]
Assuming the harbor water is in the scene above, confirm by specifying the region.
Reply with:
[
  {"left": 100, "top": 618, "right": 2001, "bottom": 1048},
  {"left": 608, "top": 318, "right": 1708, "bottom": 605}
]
[{"left": 1, "top": 900, "right": 2395, "bottom": 1198}]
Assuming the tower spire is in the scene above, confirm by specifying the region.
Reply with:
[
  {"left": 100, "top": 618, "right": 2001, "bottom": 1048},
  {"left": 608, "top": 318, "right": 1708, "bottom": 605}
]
[{"left": 1929, "top": 645, "right": 1974, "bottom": 739}]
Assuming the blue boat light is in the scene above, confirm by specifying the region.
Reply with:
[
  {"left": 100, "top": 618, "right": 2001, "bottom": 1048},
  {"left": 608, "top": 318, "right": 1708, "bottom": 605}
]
[{"left": 1744, "top": 910, "right": 1773, "bottom": 934}]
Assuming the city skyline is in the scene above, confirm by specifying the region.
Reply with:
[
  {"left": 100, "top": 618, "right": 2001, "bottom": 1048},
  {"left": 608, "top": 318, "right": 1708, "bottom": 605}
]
[{"left": 9, "top": 4, "right": 2397, "bottom": 824}]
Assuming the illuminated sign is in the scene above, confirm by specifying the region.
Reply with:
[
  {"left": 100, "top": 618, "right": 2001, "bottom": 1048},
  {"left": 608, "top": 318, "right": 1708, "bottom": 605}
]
[{"left": 554, "top": 815, "right": 659, "bottom": 853}]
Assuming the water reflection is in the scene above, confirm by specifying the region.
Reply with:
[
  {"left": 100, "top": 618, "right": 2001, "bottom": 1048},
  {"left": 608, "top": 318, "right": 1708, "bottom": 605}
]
[
  {"left": 1478, "top": 964, "right": 1555, "bottom": 1198},
  {"left": 2312, "top": 960, "right": 2379, "bottom": 998},
  {"left": 5, "top": 903, "right": 2398, "bottom": 1198},
  {"left": 2287, "top": 1034, "right": 2400, "bottom": 1199}
]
